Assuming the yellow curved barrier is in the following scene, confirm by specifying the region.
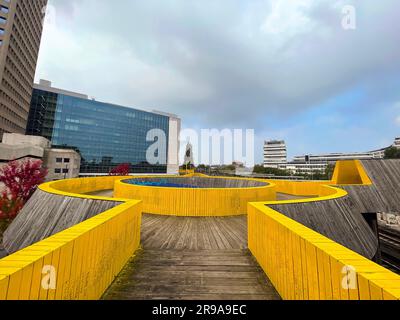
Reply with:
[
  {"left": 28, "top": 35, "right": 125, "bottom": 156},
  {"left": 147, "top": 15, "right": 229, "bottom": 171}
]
[
  {"left": 269, "top": 179, "right": 347, "bottom": 203},
  {"left": 0, "top": 200, "right": 142, "bottom": 300},
  {"left": 39, "top": 175, "right": 131, "bottom": 201},
  {"left": 331, "top": 160, "right": 373, "bottom": 185},
  {"left": 248, "top": 160, "right": 400, "bottom": 300},
  {"left": 1, "top": 175, "right": 143, "bottom": 300},
  {"left": 114, "top": 176, "right": 277, "bottom": 216},
  {"left": 2, "top": 159, "right": 398, "bottom": 300},
  {"left": 248, "top": 203, "right": 400, "bottom": 300}
]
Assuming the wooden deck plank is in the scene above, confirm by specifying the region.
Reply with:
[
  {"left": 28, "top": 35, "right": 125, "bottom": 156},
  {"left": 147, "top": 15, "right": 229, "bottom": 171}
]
[
  {"left": 103, "top": 215, "right": 280, "bottom": 300},
  {"left": 141, "top": 215, "right": 248, "bottom": 250}
]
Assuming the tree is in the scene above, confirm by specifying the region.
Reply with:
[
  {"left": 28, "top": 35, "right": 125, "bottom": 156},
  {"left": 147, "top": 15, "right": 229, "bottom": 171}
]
[
  {"left": 0, "top": 159, "right": 48, "bottom": 203},
  {"left": 0, "top": 192, "right": 24, "bottom": 220},
  {"left": 0, "top": 159, "right": 47, "bottom": 220},
  {"left": 384, "top": 147, "right": 400, "bottom": 159},
  {"left": 109, "top": 163, "right": 130, "bottom": 176},
  {"left": 324, "top": 164, "right": 335, "bottom": 180},
  {"left": 253, "top": 165, "right": 292, "bottom": 177}
]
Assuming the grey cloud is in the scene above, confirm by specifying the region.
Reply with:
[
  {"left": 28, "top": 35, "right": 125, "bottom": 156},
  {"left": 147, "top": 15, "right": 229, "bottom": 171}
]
[{"left": 39, "top": 0, "right": 400, "bottom": 130}]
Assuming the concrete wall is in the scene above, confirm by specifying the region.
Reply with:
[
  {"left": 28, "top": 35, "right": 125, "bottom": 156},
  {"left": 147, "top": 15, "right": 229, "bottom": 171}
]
[
  {"left": 0, "top": 144, "right": 44, "bottom": 161},
  {"left": 2, "top": 133, "right": 51, "bottom": 149},
  {"left": 44, "top": 149, "right": 81, "bottom": 181}
]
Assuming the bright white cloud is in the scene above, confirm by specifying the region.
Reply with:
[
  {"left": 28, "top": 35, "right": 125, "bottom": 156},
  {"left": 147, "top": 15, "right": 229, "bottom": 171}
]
[{"left": 260, "top": 0, "right": 315, "bottom": 36}]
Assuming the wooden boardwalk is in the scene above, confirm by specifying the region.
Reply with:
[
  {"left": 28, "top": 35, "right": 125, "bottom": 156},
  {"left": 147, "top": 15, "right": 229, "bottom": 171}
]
[
  {"left": 103, "top": 214, "right": 280, "bottom": 300},
  {"left": 141, "top": 215, "right": 248, "bottom": 250}
]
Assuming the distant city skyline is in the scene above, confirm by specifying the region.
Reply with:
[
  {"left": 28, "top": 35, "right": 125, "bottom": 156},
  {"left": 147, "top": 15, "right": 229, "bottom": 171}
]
[{"left": 35, "top": 0, "right": 400, "bottom": 162}]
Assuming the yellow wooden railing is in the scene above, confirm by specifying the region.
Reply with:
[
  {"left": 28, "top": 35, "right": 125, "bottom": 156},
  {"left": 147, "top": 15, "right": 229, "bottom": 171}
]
[
  {"left": 248, "top": 203, "right": 400, "bottom": 300},
  {"left": 248, "top": 160, "right": 400, "bottom": 300},
  {"left": 0, "top": 200, "right": 142, "bottom": 300},
  {"left": 0, "top": 176, "right": 142, "bottom": 300},
  {"left": 1, "top": 160, "right": 399, "bottom": 300},
  {"left": 39, "top": 175, "right": 131, "bottom": 201},
  {"left": 114, "top": 176, "right": 276, "bottom": 216}
]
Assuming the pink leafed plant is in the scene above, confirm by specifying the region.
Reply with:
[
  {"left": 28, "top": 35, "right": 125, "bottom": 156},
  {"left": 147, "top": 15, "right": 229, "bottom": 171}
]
[
  {"left": 0, "top": 159, "right": 48, "bottom": 220},
  {"left": 109, "top": 163, "right": 130, "bottom": 176}
]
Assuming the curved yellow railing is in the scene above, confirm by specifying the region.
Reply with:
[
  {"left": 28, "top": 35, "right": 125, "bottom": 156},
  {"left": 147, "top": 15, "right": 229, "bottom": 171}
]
[
  {"left": 248, "top": 203, "right": 400, "bottom": 300},
  {"left": 0, "top": 176, "right": 142, "bottom": 300},
  {"left": 39, "top": 175, "right": 131, "bottom": 201},
  {"left": 1, "top": 160, "right": 399, "bottom": 300},
  {"left": 114, "top": 176, "right": 277, "bottom": 216},
  {"left": 0, "top": 200, "right": 142, "bottom": 300},
  {"left": 248, "top": 160, "right": 400, "bottom": 300},
  {"left": 267, "top": 179, "right": 348, "bottom": 205}
]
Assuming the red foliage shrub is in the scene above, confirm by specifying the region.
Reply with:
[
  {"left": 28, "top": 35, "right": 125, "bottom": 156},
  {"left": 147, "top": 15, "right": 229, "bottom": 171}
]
[
  {"left": 0, "top": 159, "right": 48, "bottom": 220},
  {"left": 0, "top": 192, "right": 23, "bottom": 220},
  {"left": 109, "top": 163, "right": 130, "bottom": 176}
]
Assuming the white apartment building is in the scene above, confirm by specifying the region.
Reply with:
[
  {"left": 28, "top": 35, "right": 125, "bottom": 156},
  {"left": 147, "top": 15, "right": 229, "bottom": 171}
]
[
  {"left": 289, "top": 148, "right": 386, "bottom": 175},
  {"left": 292, "top": 150, "right": 385, "bottom": 163},
  {"left": 394, "top": 137, "right": 400, "bottom": 149},
  {"left": 285, "top": 162, "right": 327, "bottom": 175},
  {"left": 263, "top": 137, "right": 399, "bottom": 175},
  {"left": 263, "top": 140, "right": 287, "bottom": 169}
]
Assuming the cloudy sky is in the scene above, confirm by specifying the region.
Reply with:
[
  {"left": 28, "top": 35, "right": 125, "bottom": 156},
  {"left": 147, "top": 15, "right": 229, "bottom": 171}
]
[{"left": 35, "top": 0, "right": 400, "bottom": 163}]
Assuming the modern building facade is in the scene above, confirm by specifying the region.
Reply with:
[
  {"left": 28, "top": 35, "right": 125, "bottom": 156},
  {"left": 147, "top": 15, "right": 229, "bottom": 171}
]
[
  {"left": 263, "top": 140, "right": 287, "bottom": 169},
  {"left": 0, "top": 0, "right": 47, "bottom": 139},
  {"left": 27, "top": 80, "right": 181, "bottom": 175}
]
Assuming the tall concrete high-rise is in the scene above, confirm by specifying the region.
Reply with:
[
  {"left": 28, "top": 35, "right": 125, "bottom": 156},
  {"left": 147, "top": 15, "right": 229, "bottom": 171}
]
[
  {"left": 263, "top": 140, "right": 287, "bottom": 169},
  {"left": 0, "top": 0, "right": 48, "bottom": 139}
]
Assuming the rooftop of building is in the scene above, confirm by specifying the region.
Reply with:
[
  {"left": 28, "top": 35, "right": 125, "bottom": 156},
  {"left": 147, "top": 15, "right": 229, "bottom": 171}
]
[
  {"left": 33, "top": 79, "right": 179, "bottom": 119},
  {"left": 264, "top": 140, "right": 286, "bottom": 145},
  {"left": 34, "top": 79, "right": 89, "bottom": 100}
]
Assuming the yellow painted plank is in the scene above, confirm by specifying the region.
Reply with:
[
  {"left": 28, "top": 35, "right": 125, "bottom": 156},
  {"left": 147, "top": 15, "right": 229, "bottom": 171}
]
[
  {"left": 291, "top": 233, "right": 304, "bottom": 300},
  {"left": 19, "top": 264, "right": 34, "bottom": 300},
  {"left": 329, "top": 258, "right": 341, "bottom": 300},
  {"left": 382, "top": 288, "right": 400, "bottom": 300},
  {"left": 316, "top": 248, "right": 327, "bottom": 300},
  {"left": 29, "top": 258, "right": 44, "bottom": 300},
  {"left": 299, "top": 238, "right": 309, "bottom": 300},
  {"left": 370, "top": 279, "right": 400, "bottom": 289},
  {"left": 305, "top": 242, "right": 319, "bottom": 300},
  {"left": 0, "top": 275, "right": 9, "bottom": 300},
  {"left": 47, "top": 249, "right": 60, "bottom": 300},
  {"left": 357, "top": 274, "right": 371, "bottom": 300},
  {"left": 6, "top": 269, "right": 23, "bottom": 300},
  {"left": 369, "top": 282, "right": 383, "bottom": 300},
  {"left": 38, "top": 253, "right": 53, "bottom": 300},
  {"left": 56, "top": 242, "right": 74, "bottom": 300}
]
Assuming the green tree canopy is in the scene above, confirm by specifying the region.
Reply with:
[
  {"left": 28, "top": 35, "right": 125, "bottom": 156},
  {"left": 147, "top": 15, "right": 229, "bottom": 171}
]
[{"left": 384, "top": 147, "right": 400, "bottom": 159}]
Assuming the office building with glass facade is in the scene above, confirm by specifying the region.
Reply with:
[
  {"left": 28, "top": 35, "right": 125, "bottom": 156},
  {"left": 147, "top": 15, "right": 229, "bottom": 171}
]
[{"left": 26, "top": 80, "right": 180, "bottom": 175}]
